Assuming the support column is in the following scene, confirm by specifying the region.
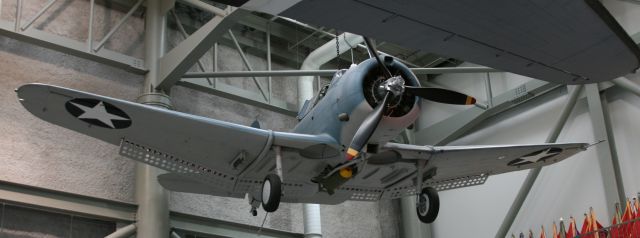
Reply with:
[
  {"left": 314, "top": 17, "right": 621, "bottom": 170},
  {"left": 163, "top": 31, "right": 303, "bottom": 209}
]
[
  {"left": 135, "top": 0, "right": 171, "bottom": 237},
  {"left": 585, "top": 83, "right": 625, "bottom": 215},
  {"left": 303, "top": 204, "right": 322, "bottom": 238}
]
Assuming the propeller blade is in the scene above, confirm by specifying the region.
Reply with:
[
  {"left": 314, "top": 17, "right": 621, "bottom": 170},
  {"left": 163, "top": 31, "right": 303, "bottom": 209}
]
[
  {"left": 405, "top": 86, "right": 477, "bottom": 105},
  {"left": 363, "top": 37, "right": 393, "bottom": 79},
  {"left": 345, "top": 92, "right": 390, "bottom": 160}
]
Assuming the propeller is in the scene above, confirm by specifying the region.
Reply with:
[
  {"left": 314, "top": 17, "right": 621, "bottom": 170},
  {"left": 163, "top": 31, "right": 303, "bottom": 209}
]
[
  {"left": 405, "top": 86, "right": 476, "bottom": 105},
  {"left": 344, "top": 37, "right": 477, "bottom": 161},
  {"left": 345, "top": 92, "right": 390, "bottom": 160}
]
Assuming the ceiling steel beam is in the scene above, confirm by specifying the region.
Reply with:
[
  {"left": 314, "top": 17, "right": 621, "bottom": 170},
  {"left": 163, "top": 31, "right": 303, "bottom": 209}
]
[
  {"left": 413, "top": 68, "right": 632, "bottom": 147},
  {"left": 178, "top": 0, "right": 228, "bottom": 16},
  {"left": 170, "top": 13, "right": 304, "bottom": 68},
  {"left": 0, "top": 180, "right": 137, "bottom": 222},
  {"left": 415, "top": 80, "right": 562, "bottom": 145},
  {"left": 104, "top": 223, "right": 137, "bottom": 238},
  {"left": 171, "top": 9, "right": 213, "bottom": 85},
  {"left": 93, "top": 0, "right": 144, "bottom": 52},
  {"left": 19, "top": 0, "right": 57, "bottom": 31},
  {"left": 216, "top": 34, "right": 301, "bottom": 68},
  {"left": 157, "top": 9, "right": 248, "bottom": 90},
  {"left": 177, "top": 78, "right": 298, "bottom": 116},
  {"left": 184, "top": 70, "right": 337, "bottom": 78},
  {"left": 182, "top": 67, "right": 499, "bottom": 78},
  {"left": 228, "top": 29, "right": 269, "bottom": 101},
  {"left": 612, "top": 76, "right": 640, "bottom": 97}
]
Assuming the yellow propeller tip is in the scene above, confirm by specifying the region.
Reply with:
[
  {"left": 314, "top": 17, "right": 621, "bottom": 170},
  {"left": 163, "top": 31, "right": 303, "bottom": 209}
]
[{"left": 466, "top": 96, "right": 476, "bottom": 105}]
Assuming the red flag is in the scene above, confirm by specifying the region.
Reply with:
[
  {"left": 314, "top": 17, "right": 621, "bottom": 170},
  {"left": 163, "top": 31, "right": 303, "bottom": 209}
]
[
  {"left": 622, "top": 199, "right": 633, "bottom": 237},
  {"left": 612, "top": 203, "right": 623, "bottom": 238},
  {"left": 590, "top": 208, "right": 604, "bottom": 238},
  {"left": 612, "top": 215, "right": 619, "bottom": 238},
  {"left": 633, "top": 198, "right": 640, "bottom": 238},
  {"left": 580, "top": 213, "right": 592, "bottom": 238},
  {"left": 623, "top": 199, "right": 633, "bottom": 222},
  {"left": 566, "top": 217, "right": 579, "bottom": 238}
]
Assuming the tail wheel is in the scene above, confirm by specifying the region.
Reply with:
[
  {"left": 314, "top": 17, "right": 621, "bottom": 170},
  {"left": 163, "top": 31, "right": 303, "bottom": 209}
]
[
  {"left": 261, "top": 174, "right": 282, "bottom": 212},
  {"left": 416, "top": 187, "right": 439, "bottom": 223}
]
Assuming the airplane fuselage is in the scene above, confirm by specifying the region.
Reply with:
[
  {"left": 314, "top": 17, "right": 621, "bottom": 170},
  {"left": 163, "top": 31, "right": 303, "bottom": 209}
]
[{"left": 293, "top": 58, "right": 421, "bottom": 156}]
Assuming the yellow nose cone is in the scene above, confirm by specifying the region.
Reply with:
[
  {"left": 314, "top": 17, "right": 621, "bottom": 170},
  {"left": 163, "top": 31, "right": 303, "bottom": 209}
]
[{"left": 339, "top": 167, "right": 353, "bottom": 178}]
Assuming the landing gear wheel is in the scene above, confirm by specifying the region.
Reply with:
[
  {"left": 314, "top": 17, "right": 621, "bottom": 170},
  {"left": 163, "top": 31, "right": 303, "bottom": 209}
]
[
  {"left": 416, "top": 187, "right": 439, "bottom": 223},
  {"left": 261, "top": 174, "right": 282, "bottom": 212}
]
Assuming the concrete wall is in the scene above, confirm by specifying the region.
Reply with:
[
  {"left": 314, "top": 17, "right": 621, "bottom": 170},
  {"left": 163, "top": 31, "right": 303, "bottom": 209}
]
[
  {"left": 0, "top": 1, "right": 400, "bottom": 237},
  {"left": 428, "top": 1, "right": 640, "bottom": 236}
]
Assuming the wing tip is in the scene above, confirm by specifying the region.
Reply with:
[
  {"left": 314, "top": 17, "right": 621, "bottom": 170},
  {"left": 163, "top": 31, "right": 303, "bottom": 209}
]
[{"left": 16, "top": 83, "right": 50, "bottom": 99}]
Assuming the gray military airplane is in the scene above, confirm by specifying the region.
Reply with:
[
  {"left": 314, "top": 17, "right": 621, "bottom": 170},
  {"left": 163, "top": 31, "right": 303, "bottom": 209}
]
[
  {"left": 17, "top": 37, "right": 592, "bottom": 223},
  {"left": 15, "top": 0, "right": 640, "bottom": 225}
]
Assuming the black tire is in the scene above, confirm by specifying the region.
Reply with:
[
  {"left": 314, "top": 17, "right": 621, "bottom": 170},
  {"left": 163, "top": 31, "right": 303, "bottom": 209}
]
[
  {"left": 261, "top": 174, "right": 282, "bottom": 212},
  {"left": 416, "top": 187, "right": 439, "bottom": 223}
]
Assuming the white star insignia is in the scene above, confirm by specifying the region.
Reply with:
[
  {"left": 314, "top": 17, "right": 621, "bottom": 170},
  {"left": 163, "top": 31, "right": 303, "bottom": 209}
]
[
  {"left": 511, "top": 148, "right": 561, "bottom": 166},
  {"left": 70, "top": 101, "right": 129, "bottom": 128}
]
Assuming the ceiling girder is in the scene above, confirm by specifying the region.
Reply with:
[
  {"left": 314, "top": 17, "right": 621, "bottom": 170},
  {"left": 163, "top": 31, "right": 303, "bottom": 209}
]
[{"left": 157, "top": 9, "right": 249, "bottom": 90}]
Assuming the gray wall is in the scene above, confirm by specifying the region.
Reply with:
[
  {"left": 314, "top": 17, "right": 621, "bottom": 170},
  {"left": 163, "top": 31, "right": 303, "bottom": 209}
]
[{"left": 0, "top": 0, "right": 400, "bottom": 237}]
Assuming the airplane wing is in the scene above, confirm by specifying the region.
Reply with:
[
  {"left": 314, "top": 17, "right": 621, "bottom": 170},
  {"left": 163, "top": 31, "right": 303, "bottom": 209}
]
[
  {"left": 15, "top": 84, "right": 590, "bottom": 204},
  {"left": 16, "top": 83, "right": 341, "bottom": 199},
  {"left": 277, "top": 0, "right": 640, "bottom": 84},
  {"left": 369, "top": 142, "right": 587, "bottom": 199}
]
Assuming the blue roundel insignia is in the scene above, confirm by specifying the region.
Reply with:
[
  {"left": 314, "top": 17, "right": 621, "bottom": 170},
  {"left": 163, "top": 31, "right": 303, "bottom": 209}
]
[{"left": 65, "top": 98, "right": 132, "bottom": 129}]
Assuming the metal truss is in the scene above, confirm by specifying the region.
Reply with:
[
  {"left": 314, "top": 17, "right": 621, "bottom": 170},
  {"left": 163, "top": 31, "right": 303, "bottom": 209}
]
[
  {"left": 0, "top": 0, "right": 147, "bottom": 74},
  {"left": 157, "top": 7, "right": 247, "bottom": 90}
]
